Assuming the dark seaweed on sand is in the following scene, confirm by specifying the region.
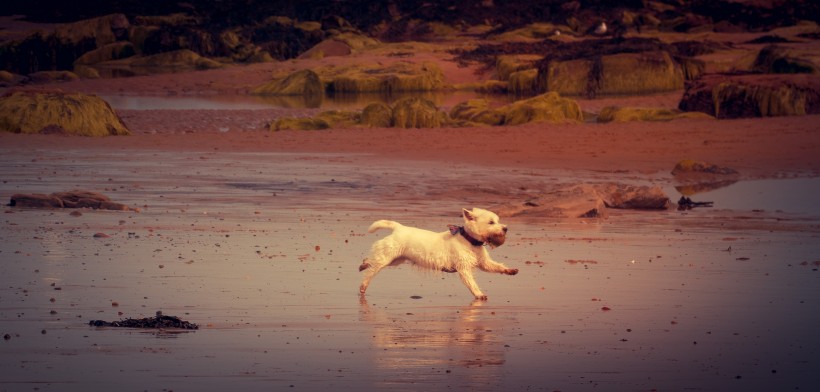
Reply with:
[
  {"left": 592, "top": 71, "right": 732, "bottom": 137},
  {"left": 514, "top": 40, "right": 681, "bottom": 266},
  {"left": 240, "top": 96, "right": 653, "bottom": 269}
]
[{"left": 89, "top": 311, "right": 199, "bottom": 330}]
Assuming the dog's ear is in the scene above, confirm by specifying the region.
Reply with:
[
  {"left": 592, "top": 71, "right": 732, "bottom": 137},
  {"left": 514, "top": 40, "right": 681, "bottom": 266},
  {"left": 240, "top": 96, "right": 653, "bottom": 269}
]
[{"left": 462, "top": 208, "right": 475, "bottom": 221}]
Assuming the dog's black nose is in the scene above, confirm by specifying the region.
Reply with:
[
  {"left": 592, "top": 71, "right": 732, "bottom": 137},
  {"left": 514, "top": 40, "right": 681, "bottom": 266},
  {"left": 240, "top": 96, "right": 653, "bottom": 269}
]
[{"left": 502, "top": 226, "right": 508, "bottom": 233}]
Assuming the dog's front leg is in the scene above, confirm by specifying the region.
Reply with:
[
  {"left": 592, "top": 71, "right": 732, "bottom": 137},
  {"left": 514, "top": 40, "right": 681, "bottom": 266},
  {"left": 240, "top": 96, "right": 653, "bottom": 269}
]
[
  {"left": 478, "top": 256, "right": 519, "bottom": 276},
  {"left": 457, "top": 269, "right": 488, "bottom": 300}
]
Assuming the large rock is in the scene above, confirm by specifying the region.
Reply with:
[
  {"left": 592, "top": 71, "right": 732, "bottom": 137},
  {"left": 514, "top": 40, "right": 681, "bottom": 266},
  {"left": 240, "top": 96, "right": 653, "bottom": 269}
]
[
  {"left": 537, "top": 51, "right": 684, "bottom": 97},
  {"left": 324, "top": 61, "right": 446, "bottom": 94},
  {"left": 497, "top": 183, "right": 670, "bottom": 219},
  {"left": 672, "top": 159, "right": 739, "bottom": 176},
  {"left": 679, "top": 73, "right": 820, "bottom": 118},
  {"left": 391, "top": 97, "right": 447, "bottom": 128},
  {"left": 360, "top": 102, "right": 392, "bottom": 127},
  {"left": 252, "top": 69, "right": 323, "bottom": 96},
  {"left": 74, "top": 42, "right": 136, "bottom": 66},
  {"left": 0, "top": 90, "right": 130, "bottom": 136},
  {"left": 123, "top": 49, "right": 224, "bottom": 70},
  {"left": 271, "top": 110, "right": 359, "bottom": 131},
  {"left": 499, "top": 92, "right": 583, "bottom": 125},
  {"left": 751, "top": 45, "right": 818, "bottom": 74},
  {"left": 449, "top": 99, "right": 499, "bottom": 125}
]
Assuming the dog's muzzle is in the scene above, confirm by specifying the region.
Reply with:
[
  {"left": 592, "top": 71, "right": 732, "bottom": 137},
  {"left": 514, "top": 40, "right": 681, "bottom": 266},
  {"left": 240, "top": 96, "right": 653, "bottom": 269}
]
[{"left": 486, "top": 230, "right": 506, "bottom": 247}]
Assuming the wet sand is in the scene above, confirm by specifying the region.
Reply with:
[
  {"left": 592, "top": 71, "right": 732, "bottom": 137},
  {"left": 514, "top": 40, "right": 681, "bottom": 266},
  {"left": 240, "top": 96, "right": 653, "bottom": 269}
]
[{"left": 1, "top": 137, "right": 819, "bottom": 391}]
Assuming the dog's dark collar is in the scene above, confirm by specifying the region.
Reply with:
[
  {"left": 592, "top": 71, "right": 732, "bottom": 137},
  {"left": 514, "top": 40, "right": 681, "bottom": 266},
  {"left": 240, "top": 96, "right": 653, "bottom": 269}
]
[{"left": 448, "top": 225, "right": 485, "bottom": 247}]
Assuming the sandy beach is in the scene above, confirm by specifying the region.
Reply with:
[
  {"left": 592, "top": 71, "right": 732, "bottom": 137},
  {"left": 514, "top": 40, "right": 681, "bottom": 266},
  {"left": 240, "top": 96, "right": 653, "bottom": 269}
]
[
  {"left": 3, "top": 111, "right": 820, "bottom": 391},
  {"left": 2, "top": 5, "right": 820, "bottom": 391}
]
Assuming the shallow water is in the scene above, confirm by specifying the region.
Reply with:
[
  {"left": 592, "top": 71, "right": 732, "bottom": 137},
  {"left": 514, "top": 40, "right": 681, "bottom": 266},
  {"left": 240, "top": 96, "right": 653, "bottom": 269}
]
[
  {"left": 666, "top": 177, "right": 820, "bottom": 217},
  {"left": 100, "top": 91, "right": 516, "bottom": 111},
  {"left": 1, "top": 149, "right": 818, "bottom": 391}
]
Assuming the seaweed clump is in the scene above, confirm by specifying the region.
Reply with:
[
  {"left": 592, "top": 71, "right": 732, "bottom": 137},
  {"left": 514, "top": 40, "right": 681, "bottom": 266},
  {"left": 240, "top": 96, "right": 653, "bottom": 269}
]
[{"left": 89, "top": 311, "right": 199, "bottom": 329}]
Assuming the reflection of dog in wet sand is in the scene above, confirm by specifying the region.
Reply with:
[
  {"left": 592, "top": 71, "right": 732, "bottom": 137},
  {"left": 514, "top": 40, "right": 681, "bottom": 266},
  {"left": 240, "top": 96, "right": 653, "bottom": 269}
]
[{"left": 358, "top": 208, "right": 518, "bottom": 300}]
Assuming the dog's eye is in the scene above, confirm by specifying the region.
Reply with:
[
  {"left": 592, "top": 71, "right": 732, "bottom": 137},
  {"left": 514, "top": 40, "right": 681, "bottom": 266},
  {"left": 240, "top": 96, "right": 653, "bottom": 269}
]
[{"left": 489, "top": 220, "right": 495, "bottom": 225}]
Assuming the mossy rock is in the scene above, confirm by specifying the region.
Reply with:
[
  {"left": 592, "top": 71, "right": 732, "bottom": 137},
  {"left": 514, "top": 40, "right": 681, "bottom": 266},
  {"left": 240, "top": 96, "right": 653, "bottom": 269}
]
[
  {"left": 500, "top": 92, "right": 583, "bottom": 125},
  {"left": 0, "top": 90, "right": 130, "bottom": 136},
  {"left": 597, "top": 107, "right": 714, "bottom": 123},
  {"left": 679, "top": 74, "right": 820, "bottom": 118},
  {"left": 538, "top": 51, "right": 684, "bottom": 97},
  {"left": 252, "top": 69, "right": 323, "bottom": 96},
  {"left": 27, "top": 71, "right": 80, "bottom": 84},
  {"left": 494, "top": 23, "right": 572, "bottom": 42},
  {"left": 462, "top": 80, "right": 508, "bottom": 94},
  {"left": 449, "top": 99, "right": 490, "bottom": 121},
  {"left": 73, "top": 65, "right": 101, "bottom": 79},
  {"left": 508, "top": 69, "right": 539, "bottom": 95},
  {"left": 325, "top": 61, "right": 446, "bottom": 93},
  {"left": 270, "top": 117, "right": 330, "bottom": 131},
  {"left": 391, "top": 97, "right": 447, "bottom": 128},
  {"left": 270, "top": 110, "right": 360, "bottom": 131},
  {"left": 672, "top": 159, "right": 739, "bottom": 176},
  {"left": 315, "top": 110, "right": 360, "bottom": 128},
  {"left": 0, "top": 70, "right": 23, "bottom": 86},
  {"left": 752, "top": 45, "right": 818, "bottom": 74},
  {"left": 54, "top": 13, "right": 129, "bottom": 47},
  {"left": 449, "top": 99, "right": 504, "bottom": 126},
  {"left": 496, "top": 55, "right": 539, "bottom": 81},
  {"left": 361, "top": 102, "right": 392, "bottom": 127},
  {"left": 125, "top": 49, "right": 223, "bottom": 70},
  {"left": 74, "top": 42, "right": 136, "bottom": 66},
  {"left": 538, "top": 59, "right": 589, "bottom": 96},
  {"left": 332, "top": 32, "right": 380, "bottom": 51}
]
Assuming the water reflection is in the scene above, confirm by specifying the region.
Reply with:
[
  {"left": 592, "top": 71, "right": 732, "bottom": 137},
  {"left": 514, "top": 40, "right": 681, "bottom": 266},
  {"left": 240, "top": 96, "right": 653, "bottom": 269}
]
[
  {"left": 102, "top": 90, "right": 515, "bottom": 111},
  {"left": 667, "top": 177, "right": 820, "bottom": 216},
  {"left": 359, "top": 297, "right": 507, "bottom": 390},
  {"left": 673, "top": 179, "right": 737, "bottom": 196}
]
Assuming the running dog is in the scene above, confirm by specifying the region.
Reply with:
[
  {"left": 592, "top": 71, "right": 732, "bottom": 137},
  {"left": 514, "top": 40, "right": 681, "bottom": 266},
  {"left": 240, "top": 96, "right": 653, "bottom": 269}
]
[{"left": 358, "top": 208, "right": 518, "bottom": 300}]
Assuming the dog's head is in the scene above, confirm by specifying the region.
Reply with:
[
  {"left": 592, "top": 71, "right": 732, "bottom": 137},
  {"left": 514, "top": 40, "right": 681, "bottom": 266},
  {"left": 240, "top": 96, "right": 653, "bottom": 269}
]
[{"left": 462, "top": 208, "right": 507, "bottom": 247}]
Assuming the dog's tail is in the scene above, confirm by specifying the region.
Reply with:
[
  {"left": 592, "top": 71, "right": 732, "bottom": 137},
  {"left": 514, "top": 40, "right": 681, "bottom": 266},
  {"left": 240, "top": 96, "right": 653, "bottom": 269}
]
[{"left": 368, "top": 220, "right": 401, "bottom": 233}]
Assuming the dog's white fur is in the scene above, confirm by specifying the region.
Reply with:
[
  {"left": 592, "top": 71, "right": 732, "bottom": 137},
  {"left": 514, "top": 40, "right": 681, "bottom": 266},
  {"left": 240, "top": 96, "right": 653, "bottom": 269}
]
[{"left": 358, "top": 208, "right": 518, "bottom": 300}]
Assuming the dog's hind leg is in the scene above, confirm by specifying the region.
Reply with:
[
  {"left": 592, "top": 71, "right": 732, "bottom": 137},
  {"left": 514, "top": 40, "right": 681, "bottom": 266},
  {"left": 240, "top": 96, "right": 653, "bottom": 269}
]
[{"left": 359, "top": 258, "right": 389, "bottom": 294}]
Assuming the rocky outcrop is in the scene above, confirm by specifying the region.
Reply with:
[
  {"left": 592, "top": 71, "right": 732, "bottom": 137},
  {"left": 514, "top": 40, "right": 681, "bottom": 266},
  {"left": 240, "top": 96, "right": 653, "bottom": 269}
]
[
  {"left": 360, "top": 102, "right": 393, "bottom": 127},
  {"left": 496, "top": 183, "right": 671, "bottom": 219},
  {"left": 499, "top": 92, "right": 583, "bottom": 125},
  {"left": 324, "top": 61, "right": 446, "bottom": 94},
  {"left": 9, "top": 190, "right": 132, "bottom": 210},
  {"left": 751, "top": 45, "right": 818, "bottom": 74},
  {"left": 252, "top": 69, "right": 323, "bottom": 96},
  {"left": 679, "top": 73, "right": 820, "bottom": 118},
  {"left": 391, "top": 97, "right": 447, "bottom": 128},
  {"left": 271, "top": 97, "right": 447, "bottom": 130},
  {"left": 537, "top": 50, "right": 685, "bottom": 97},
  {"left": 0, "top": 90, "right": 130, "bottom": 136}
]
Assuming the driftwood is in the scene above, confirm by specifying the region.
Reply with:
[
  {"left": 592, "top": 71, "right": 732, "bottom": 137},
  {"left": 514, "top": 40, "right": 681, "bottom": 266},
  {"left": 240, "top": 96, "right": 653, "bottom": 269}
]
[{"left": 89, "top": 311, "right": 199, "bottom": 329}]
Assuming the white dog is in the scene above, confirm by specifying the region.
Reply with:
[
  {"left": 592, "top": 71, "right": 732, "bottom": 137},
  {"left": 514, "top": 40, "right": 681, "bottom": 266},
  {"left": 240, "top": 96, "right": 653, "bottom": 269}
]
[{"left": 358, "top": 208, "right": 518, "bottom": 300}]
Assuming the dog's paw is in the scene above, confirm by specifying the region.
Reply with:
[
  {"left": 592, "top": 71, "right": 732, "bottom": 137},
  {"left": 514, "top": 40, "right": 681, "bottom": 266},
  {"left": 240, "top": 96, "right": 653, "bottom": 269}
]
[
  {"left": 505, "top": 268, "right": 519, "bottom": 275},
  {"left": 476, "top": 295, "right": 488, "bottom": 301},
  {"left": 441, "top": 267, "right": 458, "bottom": 273}
]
